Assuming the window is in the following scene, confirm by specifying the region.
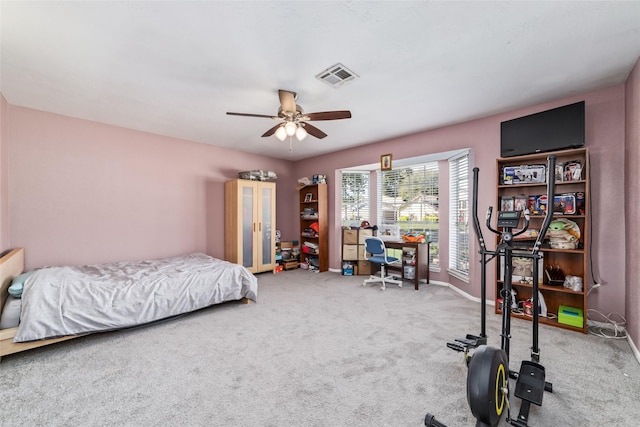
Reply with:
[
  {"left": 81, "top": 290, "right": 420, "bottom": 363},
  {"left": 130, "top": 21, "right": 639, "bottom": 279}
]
[
  {"left": 341, "top": 171, "right": 370, "bottom": 227},
  {"left": 377, "top": 163, "right": 439, "bottom": 267},
  {"left": 448, "top": 151, "right": 470, "bottom": 279}
]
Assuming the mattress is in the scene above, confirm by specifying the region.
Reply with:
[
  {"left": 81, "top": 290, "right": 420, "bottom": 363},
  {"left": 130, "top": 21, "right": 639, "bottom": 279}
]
[{"left": 14, "top": 252, "right": 257, "bottom": 342}]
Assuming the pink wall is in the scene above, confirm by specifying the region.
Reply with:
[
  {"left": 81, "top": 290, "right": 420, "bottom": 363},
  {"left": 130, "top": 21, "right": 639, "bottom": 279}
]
[
  {"left": 0, "top": 95, "right": 9, "bottom": 250},
  {"left": 625, "top": 58, "right": 640, "bottom": 345},
  {"left": 294, "top": 86, "right": 628, "bottom": 318},
  {"left": 2, "top": 83, "right": 632, "bottom": 325},
  {"left": 6, "top": 105, "right": 295, "bottom": 269}
]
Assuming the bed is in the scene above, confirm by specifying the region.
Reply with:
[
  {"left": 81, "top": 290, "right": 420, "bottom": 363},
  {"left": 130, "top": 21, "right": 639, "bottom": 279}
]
[{"left": 0, "top": 248, "right": 257, "bottom": 360}]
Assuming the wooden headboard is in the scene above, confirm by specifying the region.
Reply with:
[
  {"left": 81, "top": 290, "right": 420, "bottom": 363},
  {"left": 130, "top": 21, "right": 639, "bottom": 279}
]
[{"left": 0, "top": 248, "right": 24, "bottom": 310}]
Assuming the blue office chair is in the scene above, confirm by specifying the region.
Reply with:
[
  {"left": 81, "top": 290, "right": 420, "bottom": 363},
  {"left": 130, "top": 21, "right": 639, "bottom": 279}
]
[{"left": 363, "top": 237, "right": 403, "bottom": 290}]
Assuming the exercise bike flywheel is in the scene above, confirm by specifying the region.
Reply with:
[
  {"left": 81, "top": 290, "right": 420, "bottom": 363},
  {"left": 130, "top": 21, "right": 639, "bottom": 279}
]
[{"left": 466, "top": 345, "right": 508, "bottom": 427}]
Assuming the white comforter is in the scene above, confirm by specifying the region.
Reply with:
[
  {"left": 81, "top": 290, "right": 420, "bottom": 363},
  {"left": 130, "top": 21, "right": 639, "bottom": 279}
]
[{"left": 15, "top": 253, "right": 257, "bottom": 342}]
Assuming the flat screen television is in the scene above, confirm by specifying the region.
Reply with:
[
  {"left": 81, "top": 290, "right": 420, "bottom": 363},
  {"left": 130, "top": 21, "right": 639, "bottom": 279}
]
[{"left": 500, "top": 101, "right": 585, "bottom": 158}]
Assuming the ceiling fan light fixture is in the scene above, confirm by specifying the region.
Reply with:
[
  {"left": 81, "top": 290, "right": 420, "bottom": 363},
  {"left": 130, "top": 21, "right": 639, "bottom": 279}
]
[
  {"left": 227, "top": 88, "right": 351, "bottom": 146},
  {"left": 284, "top": 121, "right": 297, "bottom": 136},
  {"left": 275, "top": 125, "right": 287, "bottom": 141},
  {"left": 295, "top": 125, "right": 307, "bottom": 141}
]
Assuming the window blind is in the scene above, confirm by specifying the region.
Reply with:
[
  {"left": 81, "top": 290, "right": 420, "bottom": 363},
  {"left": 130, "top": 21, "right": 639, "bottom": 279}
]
[
  {"left": 341, "top": 171, "right": 370, "bottom": 227},
  {"left": 448, "top": 151, "right": 470, "bottom": 278},
  {"left": 377, "top": 162, "right": 439, "bottom": 267}
]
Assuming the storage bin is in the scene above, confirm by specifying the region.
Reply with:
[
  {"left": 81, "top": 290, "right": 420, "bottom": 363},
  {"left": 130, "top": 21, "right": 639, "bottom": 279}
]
[
  {"left": 342, "top": 261, "right": 355, "bottom": 276},
  {"left": 558, "top": 305, "right": 584, "bottom": 328},
  {"left": 343, "top": 229, "right": 358, "bottom": 245},
  {"left": 342, "top": 245, "right": 358, "bottom": 261},
  {"left": 358, "top": 229, "right": 373, "bottom": 244},
  {"left": 357, "top": 260, "right": 372, "bottom": 275},
  {"left": 358, "top": 245, "right": 368, "bottom": 260},
  {"left": 404, "top": 266, "right": 415, "bottom": 280}
]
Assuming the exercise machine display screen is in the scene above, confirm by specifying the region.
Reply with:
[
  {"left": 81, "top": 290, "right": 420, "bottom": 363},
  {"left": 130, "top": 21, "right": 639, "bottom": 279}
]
[{"left": 497, "top": 210, "right": 521, "bottom": 228}]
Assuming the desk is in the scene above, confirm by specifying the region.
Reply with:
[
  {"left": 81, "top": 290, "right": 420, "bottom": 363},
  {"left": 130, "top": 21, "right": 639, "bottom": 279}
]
[{"left": 383, "top": 241, "right": 430, "bottom": 290}]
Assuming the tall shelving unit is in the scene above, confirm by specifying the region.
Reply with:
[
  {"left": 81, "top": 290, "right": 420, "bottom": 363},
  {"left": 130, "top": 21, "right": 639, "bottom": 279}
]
[
  {"left": 225, "top": 179, "right": 276, "bottom": 273},
  {"left": 496, "top": 148, "right": 589, "bottom": 333},
  {"left": 299, "top": 183, "right": 328, "bottom": 272}
]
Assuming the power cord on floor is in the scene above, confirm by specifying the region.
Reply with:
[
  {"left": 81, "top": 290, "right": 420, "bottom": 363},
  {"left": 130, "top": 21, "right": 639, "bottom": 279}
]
[{"left": 587, "top": 308, "right": 628, "bottom": 339}]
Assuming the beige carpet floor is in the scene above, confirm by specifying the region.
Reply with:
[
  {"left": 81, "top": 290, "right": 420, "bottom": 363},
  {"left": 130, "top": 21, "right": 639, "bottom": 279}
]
[{"left": 1, "top": 270, "right": 638, "bottom": 426}]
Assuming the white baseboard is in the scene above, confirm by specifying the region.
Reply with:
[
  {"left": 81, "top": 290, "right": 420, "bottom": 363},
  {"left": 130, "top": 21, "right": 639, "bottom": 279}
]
[
  {"left": 627, "top": 334, "right": 640, "bottom": 365},
  {"left": 630, "top": 336, "right": 640, "bottom": 364},
  {"left": 429, "top": 280, "right": 486, "bottom": 305}
]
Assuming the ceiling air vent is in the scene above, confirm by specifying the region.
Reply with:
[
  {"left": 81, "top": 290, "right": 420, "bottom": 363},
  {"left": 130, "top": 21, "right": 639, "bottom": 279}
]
[{"left": 316, "top": 63, "right": 358, "bottom": 88}]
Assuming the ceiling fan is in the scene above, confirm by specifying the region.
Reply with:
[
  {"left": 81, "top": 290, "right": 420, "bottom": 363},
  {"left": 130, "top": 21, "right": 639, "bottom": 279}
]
[{"left": 226, "top": 89, "right": 351, "bottom": 142}]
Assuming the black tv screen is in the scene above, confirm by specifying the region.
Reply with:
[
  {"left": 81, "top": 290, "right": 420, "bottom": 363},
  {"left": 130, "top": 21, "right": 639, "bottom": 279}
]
[{"left": 500, "top": 101, "right": 585, "bottom": 157}]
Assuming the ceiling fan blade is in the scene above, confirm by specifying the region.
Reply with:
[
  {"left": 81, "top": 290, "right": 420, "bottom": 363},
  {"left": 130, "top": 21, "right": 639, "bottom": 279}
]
[
  {"left": 304, "top": 111, "right": 352, "bottom": 121},
  {"left": 262, "top": 123, "right": 282, "bottom": 137},
  {"left": 278, "top": 90, "right": 297, "bottom": 113},
  {"left": 227, "top": 112, "right": 278, "bottom": 119},
  {"left": 302, "top": 123, "right": 328, "bottom": 139}
]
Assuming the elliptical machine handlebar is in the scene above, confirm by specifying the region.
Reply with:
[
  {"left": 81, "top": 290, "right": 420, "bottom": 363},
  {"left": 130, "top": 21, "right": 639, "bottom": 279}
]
[
  {"left": 485, "top": 206, "right": 498, "bottom": 235},
  {"left": 532, "top": 155, "right": 557, "bottom": 255},
  {"left": 471, "top": 167, "right": 486, "bottom": 252}
]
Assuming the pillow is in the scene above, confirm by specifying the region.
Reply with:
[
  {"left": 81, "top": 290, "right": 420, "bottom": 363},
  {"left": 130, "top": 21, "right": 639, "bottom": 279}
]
[
  {"left": 0, "top": 295, "right": 21, "bottom": 329},
  {"left": 8, "top": 271, "right": 34, "bottom": 298}
]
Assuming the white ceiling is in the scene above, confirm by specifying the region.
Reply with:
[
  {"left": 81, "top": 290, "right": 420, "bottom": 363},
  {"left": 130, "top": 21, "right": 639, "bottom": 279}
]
[{"left": 1, "top": 1, "right": 639, "bottom": 161}]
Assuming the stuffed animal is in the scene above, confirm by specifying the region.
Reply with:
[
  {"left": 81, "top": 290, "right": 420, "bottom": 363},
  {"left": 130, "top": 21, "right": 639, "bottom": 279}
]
[{"left": 546, "top": 219, "right": 580, "bottom": 249}]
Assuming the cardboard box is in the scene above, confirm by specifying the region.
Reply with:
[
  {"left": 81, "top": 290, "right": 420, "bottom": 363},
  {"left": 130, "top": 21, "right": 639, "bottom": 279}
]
[
  {"left": 343, "top": 244, "right": 358, "bottom": 261},
  {"left": 343, "top": 229, "right": 358, "bottom": 244},
  {"left": 282, "top": 261, "right": 299, "bottom": 270}
]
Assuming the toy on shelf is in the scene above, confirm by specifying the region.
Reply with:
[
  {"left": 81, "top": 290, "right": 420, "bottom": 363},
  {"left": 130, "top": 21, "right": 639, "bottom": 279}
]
[{"left": 546, "top": 219, "right": 580, "bottom": 249}]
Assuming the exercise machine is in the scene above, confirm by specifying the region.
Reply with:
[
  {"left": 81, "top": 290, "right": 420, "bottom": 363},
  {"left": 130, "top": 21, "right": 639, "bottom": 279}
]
[{"left": 425, "top": 155, "right": 556, "bottom": 427}]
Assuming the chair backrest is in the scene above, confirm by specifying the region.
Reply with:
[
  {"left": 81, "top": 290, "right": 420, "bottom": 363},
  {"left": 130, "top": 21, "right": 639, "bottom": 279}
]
[
  {"left": 364, "top": 237, "right": 396, "bottom": 264},
  {"left": 364, "top": 237, "right": 386, "bottom": 256}
]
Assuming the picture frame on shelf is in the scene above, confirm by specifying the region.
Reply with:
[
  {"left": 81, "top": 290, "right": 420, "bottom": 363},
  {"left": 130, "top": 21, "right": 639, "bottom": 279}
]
[
  {"left": 380, "top": 153, "right": 392, "bottom": 171},
  {"left": 304, "top": 193, "right": 313, "bottom": 202}
]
